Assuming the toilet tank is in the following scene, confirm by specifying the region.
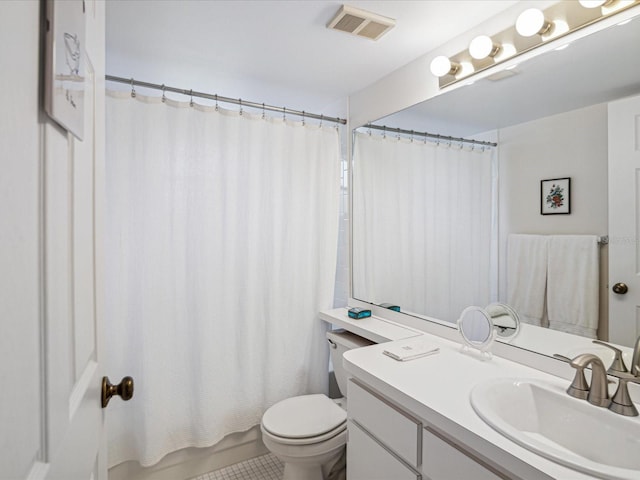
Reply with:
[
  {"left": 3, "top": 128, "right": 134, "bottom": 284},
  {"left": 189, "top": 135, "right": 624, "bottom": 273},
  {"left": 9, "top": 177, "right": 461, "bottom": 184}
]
[{"left": 326, "top": 329, "right": 374, "bottom": 397}]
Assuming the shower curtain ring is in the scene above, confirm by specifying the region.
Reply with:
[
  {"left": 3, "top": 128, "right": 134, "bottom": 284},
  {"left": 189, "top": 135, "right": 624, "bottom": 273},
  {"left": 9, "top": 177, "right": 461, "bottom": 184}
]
[
  {"left": 161, "top": 84, "right": 166, "bottom": 103},
  {"left": 410, "top": 130, "right": 414, "bottom": 143},
  {"left": 189, "top": 89, "right": 194, "bottom": 107},
  {"left": 383, "top": 126, "right": 386, "bottom": 139},
  {"left": 320, "top": 114, "right": 323, "bottom": 128},
  {"left": 262, "top": 103, "right": 266, "bottom": 120},
  {"left": 283, "top": 107, "right": 286, "bottom": 122},
  {"left": 302, "top": 111, "right": 305, "bottom": 126},
  {"left": 239, "top": 98, "right": 243, "bottom": 115},
  {"left": 215, "top": 94, "right": 219, "bottom": 112},
  {"left": 130, "top": 78, "right": 136, "bottom": 98}
]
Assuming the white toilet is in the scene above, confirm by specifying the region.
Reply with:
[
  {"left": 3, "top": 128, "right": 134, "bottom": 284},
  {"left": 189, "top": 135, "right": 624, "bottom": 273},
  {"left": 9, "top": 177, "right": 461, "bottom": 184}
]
[{"left": 260, "top": 329, "right": 373, "bottom": 480}]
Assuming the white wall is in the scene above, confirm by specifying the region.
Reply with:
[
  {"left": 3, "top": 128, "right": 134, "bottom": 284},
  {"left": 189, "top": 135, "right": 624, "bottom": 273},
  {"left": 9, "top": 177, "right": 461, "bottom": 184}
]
[
  {"left": 496, "top": 103, "right": 609, "bottom": 338},
  {"left": 0, "top": 1, "right": 43, "bottom": 477}
]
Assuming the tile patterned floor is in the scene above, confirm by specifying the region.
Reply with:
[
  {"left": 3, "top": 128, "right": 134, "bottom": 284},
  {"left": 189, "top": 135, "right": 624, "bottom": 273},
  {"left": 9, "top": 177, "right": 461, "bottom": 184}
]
[{"left": 191, "top": 453, "right": 284, "bottom": 480}]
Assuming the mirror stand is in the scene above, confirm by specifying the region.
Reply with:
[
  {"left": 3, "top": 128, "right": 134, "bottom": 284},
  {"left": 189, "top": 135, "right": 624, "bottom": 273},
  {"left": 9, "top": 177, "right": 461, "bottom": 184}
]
[{"left": 458, "top": 306, "right": 497, "bottom": 360}]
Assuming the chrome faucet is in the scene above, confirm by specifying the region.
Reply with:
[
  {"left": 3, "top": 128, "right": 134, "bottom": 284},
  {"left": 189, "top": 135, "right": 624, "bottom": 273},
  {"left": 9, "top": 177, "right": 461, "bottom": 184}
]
[
  {"left": 556, "top": 337, "right": 640, "bottom": 416},
  {"left": 569, "top": 354, "right": 611, "bottom": 407}
]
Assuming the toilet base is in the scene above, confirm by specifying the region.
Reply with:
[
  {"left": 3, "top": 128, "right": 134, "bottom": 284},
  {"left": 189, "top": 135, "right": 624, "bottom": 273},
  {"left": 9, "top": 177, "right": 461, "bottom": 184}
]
[
  {"left": 278, "top": 446, "right": 344, "bottom": 480},
  {"left": 261, "top": 415, "right": 347, "bottom": 480}
]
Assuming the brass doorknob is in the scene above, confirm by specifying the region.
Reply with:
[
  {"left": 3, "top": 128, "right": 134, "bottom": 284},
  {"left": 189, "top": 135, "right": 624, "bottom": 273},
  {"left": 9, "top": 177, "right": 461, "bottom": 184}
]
[
  {"left": 612, "top": 283, "right": 629, "bottom": 295},
  {"left": 102, "top": 376, "right": 134, "bottom": 408}
]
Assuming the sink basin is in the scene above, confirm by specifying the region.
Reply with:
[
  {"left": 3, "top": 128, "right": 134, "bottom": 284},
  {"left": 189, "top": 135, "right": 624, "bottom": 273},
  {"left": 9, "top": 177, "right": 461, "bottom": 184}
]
[{"left": 470, "top": 378, "right": 640, "bottom": 480}]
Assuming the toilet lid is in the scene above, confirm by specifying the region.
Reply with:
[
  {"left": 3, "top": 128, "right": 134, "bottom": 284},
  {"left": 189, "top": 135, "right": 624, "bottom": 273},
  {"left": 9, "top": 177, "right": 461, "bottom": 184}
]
[{"left": 262, "top": 394, "right": 347, "bottom": 439}]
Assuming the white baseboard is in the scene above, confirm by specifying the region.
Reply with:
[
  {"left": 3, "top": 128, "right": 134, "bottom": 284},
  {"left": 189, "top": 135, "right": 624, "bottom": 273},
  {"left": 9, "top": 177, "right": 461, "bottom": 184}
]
[{"left": 108, "top": 425, "right": 268, "bottom": 480}]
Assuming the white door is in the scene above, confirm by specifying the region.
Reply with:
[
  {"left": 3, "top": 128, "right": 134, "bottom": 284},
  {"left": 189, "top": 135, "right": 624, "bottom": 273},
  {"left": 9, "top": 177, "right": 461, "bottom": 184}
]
[
  {"left": 43, "top": 0, "right": 119, "bottom": 478},
  {"left": 0, "top": 1, "right": 47, "bottom": 478},
  {"left": 608, "top": 94, "right": 640, "bottom": 348},
  {"left": 0, "top": 1, "right": 120, "bottom": 479}
]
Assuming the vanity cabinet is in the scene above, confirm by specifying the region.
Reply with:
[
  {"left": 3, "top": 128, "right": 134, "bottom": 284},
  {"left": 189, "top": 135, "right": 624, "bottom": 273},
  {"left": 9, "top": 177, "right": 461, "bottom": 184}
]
[
  {"left": 347, "top": 378, "right": 505, "bottom": 480},
  {"left": 347, "top": 421, "right": 420, "bottom": 480},
  {"left": 348, "top": 379, "right": 421, "bottom": 466},
  {"left": 422, "top": 427, "right": 502, "bottom": 480}
]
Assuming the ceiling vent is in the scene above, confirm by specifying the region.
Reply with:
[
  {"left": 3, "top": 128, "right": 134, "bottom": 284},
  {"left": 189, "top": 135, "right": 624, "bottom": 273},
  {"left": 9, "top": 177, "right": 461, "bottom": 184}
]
[{"left": 327, "top": 5, "right": 395, "bottom": 41}]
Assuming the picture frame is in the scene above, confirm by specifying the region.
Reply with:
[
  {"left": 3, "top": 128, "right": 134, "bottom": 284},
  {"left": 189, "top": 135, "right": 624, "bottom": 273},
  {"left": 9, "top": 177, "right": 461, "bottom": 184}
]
[
  {"left": 541, "top": 177, "right": 571, "bottom": 215},
  {"left": 44, "top": 0, "right": 86, "bottom": 140}
]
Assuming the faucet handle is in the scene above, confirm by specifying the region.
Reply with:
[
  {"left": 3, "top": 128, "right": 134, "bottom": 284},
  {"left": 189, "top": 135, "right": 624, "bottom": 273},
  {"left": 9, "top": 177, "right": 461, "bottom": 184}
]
[
  {"left": 554, "top": 353, "right": 589, "bottom": 400},
  {"left": 631, "top": 336, "right": 640, "bottom": 376},
  {"left": 608, "top": 372, "right": 640, "bottom": 417},
  {"left": 592, "top": 340, "right": 629, "bottom": 374}
]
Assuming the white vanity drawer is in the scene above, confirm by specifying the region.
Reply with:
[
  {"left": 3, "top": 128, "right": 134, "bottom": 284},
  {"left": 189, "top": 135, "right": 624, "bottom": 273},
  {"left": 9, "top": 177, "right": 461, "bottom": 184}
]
[
  {"left": 348, "top": 420, "right": 421, "bottom": 480},
  {"left": 348, "top": 379, "right": 422, "bottom": 467},
  {"left": 422, "top": 427, "right": 503, "bottom": 480}
]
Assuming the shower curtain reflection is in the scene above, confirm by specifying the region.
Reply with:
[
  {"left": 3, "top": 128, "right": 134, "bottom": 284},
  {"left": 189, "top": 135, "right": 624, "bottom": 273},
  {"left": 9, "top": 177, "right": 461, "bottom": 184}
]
[
  {"left": 352, "top": 131, "right": 495, "bottom": 323},
  {"left": 105, "top": 92, "right": 341, "bottom": 467}
]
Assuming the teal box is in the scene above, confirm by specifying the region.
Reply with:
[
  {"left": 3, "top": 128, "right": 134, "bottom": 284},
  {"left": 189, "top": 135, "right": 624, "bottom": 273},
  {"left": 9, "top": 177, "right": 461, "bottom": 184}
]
[
  {"left": 348, "top": 308, "right": 371, "bottom": 319},
  {"left": 379, "top": 303, "right": 401, "bottom": 312}
]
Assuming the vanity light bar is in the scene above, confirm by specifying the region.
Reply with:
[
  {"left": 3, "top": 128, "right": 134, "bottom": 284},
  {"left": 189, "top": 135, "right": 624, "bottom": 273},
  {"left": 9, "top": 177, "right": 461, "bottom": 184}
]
[{"left": 431, "top": 0, "right": 640, "bottom": 89}]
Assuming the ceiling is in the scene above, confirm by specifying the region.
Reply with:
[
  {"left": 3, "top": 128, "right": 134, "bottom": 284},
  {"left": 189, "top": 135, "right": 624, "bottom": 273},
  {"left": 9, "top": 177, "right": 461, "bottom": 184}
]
[{"left": 105, "top": 0, "right": 518, "bottom": 112}]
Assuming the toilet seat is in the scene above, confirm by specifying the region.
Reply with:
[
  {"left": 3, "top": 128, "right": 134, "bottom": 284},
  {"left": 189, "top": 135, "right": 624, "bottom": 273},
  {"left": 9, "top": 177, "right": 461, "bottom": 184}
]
[{"left": 262, "top": 394, "right": 347, "bottom": 446}]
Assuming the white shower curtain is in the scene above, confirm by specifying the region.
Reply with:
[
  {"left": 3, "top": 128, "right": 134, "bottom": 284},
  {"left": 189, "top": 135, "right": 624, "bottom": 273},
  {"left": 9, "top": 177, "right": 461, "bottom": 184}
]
[
  {"left": 105, "top": 91, "right": 340, "bottom": 467},
  {"left": 352, "top": 132, "right": 494, "bottom": 323}
]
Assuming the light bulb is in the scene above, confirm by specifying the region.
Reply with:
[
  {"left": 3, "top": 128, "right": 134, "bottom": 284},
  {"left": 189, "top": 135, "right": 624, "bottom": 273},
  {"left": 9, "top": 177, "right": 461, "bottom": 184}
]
[
  {"left": 516, "top": 8, "right": 552, "bottom": 37},
  {"left": 578, "top": 0, "right": 607, "bottom": 7},
  {"left": 430, "top": 56, "right": 456, "bottom": 77},
  {"left": 494, "top": 43, "right": 517, "bottom": 62},
  {"left": 469, "top": 35, "right": 499, "bottom": 60}
]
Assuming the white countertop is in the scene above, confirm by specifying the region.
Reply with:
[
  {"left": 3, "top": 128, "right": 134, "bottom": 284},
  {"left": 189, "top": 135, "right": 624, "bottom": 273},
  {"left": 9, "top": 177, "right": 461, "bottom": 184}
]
[
  {"left": 320, "top": 307, "right": 423, "bottom": 343},
  {"left": 343, "top": 333, "right": 600, "bottom": 479}
]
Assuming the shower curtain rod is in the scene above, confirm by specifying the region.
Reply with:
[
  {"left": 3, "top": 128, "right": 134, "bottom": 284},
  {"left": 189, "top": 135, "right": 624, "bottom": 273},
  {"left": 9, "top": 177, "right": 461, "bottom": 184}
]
[
  {"left": 106, "top": 75, "right": 347, "bottom": 125},
  {"left": 361, "top": 123, "right": 498, "bottom": 147}
]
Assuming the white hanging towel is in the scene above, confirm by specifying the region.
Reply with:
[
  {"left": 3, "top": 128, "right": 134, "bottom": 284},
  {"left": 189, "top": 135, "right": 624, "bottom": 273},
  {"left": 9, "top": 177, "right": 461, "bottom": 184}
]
[
  {"left": 547, "top": 235, "right": 599, "bottom": 338},
  {"left": 507, "top": 234, "right": 549, "bottom": 326}
]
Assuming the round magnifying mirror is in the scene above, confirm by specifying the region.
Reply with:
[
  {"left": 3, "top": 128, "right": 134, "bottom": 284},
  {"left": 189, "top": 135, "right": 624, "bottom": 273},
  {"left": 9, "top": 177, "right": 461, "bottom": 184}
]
[
  {"left": 457, "top": 306, "right": 495, "bottom": 357},
  {"left": 485, "top": 303, "right": 520, "bottom": 341}
]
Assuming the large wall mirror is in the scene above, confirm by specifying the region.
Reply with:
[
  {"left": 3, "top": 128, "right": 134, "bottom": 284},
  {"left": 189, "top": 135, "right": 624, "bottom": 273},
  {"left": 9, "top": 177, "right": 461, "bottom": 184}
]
[{"left": 351, "top": 11, "right": 640, "bottom": 356}]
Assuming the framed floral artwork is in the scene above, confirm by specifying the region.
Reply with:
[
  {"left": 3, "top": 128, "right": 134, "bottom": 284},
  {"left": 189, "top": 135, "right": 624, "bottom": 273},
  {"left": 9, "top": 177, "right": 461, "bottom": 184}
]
[{"left": 541, "top": 177, "right": 570, "bottom": 215}]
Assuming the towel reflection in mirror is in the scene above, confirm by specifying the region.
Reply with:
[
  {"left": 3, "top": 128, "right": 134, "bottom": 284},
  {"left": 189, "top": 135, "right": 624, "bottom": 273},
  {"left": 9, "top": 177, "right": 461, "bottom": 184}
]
[{"left": 507, "top": 234, "right": 599, "bottom": 339}]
